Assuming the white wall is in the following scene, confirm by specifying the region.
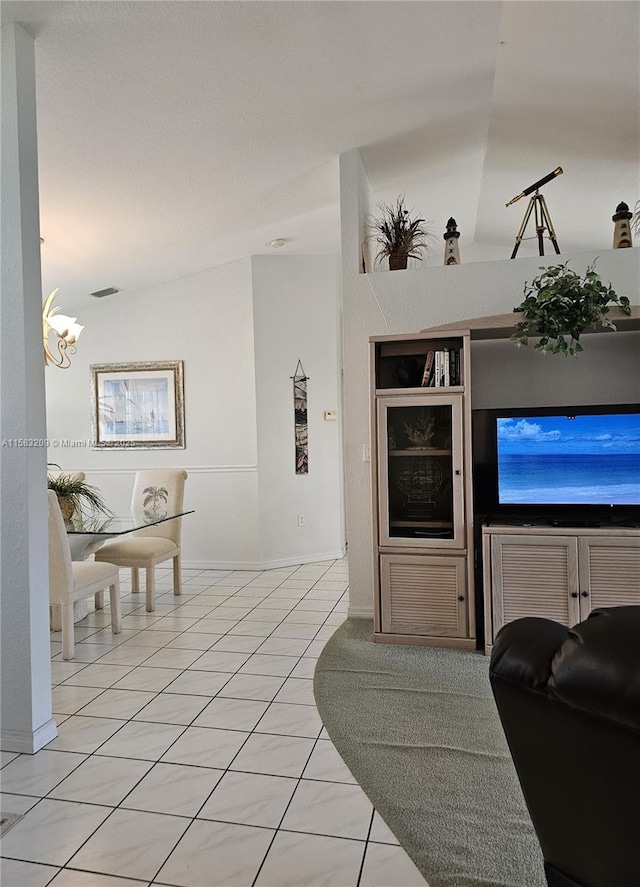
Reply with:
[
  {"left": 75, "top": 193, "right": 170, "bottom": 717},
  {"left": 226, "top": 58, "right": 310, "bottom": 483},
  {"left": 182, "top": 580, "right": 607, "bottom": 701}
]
[
  {"left": 45, "top": 254, "right": 345, "bottom": 568},
  {"left": 340, "top": 149, "right": 640, "bottom": 617},
  {"left": 46, "top": 258, "right": 261, "bottom": 567},
  {"left": 251, "top": 255, "right": 344, "bottom": 565}
]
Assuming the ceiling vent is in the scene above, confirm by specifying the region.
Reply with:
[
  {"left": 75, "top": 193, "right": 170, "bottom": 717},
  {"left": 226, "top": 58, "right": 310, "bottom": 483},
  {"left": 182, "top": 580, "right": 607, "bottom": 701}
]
[{"left": 90, "top": 286, "right": 121, "bottom": 299}]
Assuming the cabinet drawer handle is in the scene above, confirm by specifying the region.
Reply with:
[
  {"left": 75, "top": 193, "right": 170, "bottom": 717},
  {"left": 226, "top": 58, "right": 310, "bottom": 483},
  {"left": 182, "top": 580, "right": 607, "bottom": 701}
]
[
  {"left": 454, "top": 469, "right": 461, "bottom": 476},
  {"left": 571, "top": 592, "right": 578, "bottom": 598},
  {"left": 581, "top": 591, "right": 589, "bottom": 598},
  {"left": 458, "top": 595, "right": 465, "bottom": 602}
]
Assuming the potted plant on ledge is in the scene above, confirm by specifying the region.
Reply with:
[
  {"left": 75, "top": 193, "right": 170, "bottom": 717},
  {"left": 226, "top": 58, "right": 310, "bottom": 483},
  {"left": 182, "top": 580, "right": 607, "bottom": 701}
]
[
  {"left": 511, "top": 260, "right": 631, "bottom": 356},
  {"left": 368, "top": 195, "right": 436, "bottom": 270}
]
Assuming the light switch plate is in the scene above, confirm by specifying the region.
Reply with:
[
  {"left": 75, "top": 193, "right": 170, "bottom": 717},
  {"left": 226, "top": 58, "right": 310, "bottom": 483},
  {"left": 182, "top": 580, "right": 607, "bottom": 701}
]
[{"left": 323, "top": 410, "right": 338, "bottom": 421}]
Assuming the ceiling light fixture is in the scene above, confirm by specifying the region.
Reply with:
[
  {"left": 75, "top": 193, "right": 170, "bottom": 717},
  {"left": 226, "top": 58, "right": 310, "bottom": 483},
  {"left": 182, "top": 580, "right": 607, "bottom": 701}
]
[
  {"left": 270, "top": 238, "right": 286, "bottom": 248},
  {"left": 43, "top": 289, "right": 84, "bottom": 369}
]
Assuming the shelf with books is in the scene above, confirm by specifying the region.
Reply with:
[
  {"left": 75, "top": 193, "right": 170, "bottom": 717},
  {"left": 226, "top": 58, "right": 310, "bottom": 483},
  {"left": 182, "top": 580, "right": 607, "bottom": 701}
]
[{"left": 373, "top": 335, "right": 465, "bottom": 390}]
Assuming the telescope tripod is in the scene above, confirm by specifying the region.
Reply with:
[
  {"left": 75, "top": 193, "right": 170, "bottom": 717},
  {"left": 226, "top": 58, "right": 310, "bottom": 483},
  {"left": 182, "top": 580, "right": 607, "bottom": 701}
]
[{"left": 511, "top": 190, "right": 561, "bottom": 259}]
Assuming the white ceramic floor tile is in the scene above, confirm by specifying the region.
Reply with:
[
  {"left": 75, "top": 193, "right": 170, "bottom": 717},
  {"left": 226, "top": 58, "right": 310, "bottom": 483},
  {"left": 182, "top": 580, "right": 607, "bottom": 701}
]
[
  {"left": 192, "top": 697, "right": 269, "bottom": 731},
  {"left": 75, "top": 689, "right": 157, "bottom": 720},
  {"left": 50, "top": 662, "right": 89, "bottom": 684},
  {"left": 138, "top": 647, "right": 204, "bottom": 669},
  {"left": 0, "top": 858, "right": 59, "bottom": 887},
  {"left": 61, "top": 663, "right": 134, "bottom": 689},
  {"left": 303, "top": 739, "right": 358, "bottom": 784},
  {"left": 163, "top": 669, "right": 231, "bottom": 697},
  {"left": 48, "top": 754, "right": 153, "bottom": 806},
  {"left": 187, "top": 618, "right": 238, "bottom": 634},
  {"left": 121, "top": 630, "right": 181, "bottom": 648},
  {"left": 238, "top": 654, "right": 297, "bottom": 677},
  {"left": 79, "top": 627, "right": 140, "bottom": 646},
  {"left": 166, "top": 631, "right": 222, "bottom": 650},
  {"left": 270, "top": 623, "right": 318, "bottom": 640},
  {"left": 133, "top": 692, "right": 210, "bottom": 725},
  {"left": 187, "top": 650, "right": 250, "bottom": 672},
  {"left": 52, "top": 685, "right": 105, "bottom": 715},
  {"left": 281, "top": 779, "right": 372, "bottom": 840},
  {"left": 46, "top": 716, "right": 127, "bottom": 754},
  {"left": 369, "top": 810, "right": 400, "bottom": 845},
  {"left": 92, "top": 645, "right": 156, "bottom": 667},
  {"left": 0, "top": 750, "right": 20, "bottom": 768},
  {"left": 360, "top": 841, "right": 429, "bottom": 886},
  {"left": 0, "top": 791, "right": 40, "bottom": 814},
  {"left": 97, "top": 721, "right": 185, "bottom": 761},
  {"left": 227, "top": 620, "right": 280, "bottom": 637},
  {"left": 68, "top": 808, "right": 189, "bottom": 881},
  {"left": 273, "top": 677, "right": 316, "bottom": 705},
  {"left": 256, "top": 637, "right": 311, "bottom": 657},
  {"left": 210, "top": 634, "right": 264, "bottom": 654},
  {"left": 198, "top": 770, "right": 296, "bottom": 828},
  {"left": 216, "top": 672, "right": 285, "bottom": 702},
  {"left": 1, "top": 798, "right": 110, "bottom": 866},
  {"left": 254, "top": 830, "right": 364, "bottom": 887},
  {"left": 112, "top": 666, "right": 183, "bottom": 692},
  {"left": 122, "top": 762, "right": 223, "bottom": 817},
  {"left": 229, "top": 733, "right": 315, "bottom": 778},
  {"left": 255, "top": 702, "right": 323, "bottom": 738},
  {"left": 161, "top": 726, "right": 248, "bottom": 768},
  {"left": 289, "top": 657, "right": 318, "bottom": 678},
  {"left": 0, "top": 750, "right": 87, "bottom": 797},
  {"left": 156, "top": 819, "right": 274, "bottom": 887},
  {"left": 48, "top": 869, "right": 149, "bottom": 887}
]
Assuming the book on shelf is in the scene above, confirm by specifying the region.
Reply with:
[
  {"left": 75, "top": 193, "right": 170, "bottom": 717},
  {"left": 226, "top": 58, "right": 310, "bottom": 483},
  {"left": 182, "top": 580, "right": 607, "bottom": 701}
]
[
  {"left": 421, "top": 351, "right": 435, "bottom": 386},
  {"left": 443, "top": 348, "right": 450, "bottom": 387}
]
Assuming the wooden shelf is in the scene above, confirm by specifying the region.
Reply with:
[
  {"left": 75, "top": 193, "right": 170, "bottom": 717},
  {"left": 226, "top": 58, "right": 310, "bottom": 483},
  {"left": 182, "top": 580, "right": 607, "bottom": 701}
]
[
  {"left": 389, "top": 448, "right": 451, "bottom": 456},
  {"left": 421, "top": 306, "right": 640, "bottom": 339},
  {"left": 390, "top": 520, "right": 453, "bottom": 528},
  {"left": 375, "top": 386, "right": 463, "bottom": 396}
]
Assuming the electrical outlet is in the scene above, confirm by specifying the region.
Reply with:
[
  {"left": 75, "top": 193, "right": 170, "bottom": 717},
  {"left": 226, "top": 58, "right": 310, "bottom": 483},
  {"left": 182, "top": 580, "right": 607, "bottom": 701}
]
[{"left": 297, "top": 514, "right": 306, "bottom": 527}]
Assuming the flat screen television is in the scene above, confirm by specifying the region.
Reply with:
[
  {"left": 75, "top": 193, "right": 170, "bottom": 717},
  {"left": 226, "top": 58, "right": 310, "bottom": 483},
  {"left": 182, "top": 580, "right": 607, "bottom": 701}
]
[{"left": 472, "top": 404, "right": 640, "bottom": 524}]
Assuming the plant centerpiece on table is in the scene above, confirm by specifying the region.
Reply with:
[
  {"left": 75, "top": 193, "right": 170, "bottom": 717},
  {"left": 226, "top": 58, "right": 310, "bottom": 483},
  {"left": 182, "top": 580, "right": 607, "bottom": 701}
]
[
  {"left": 368, "top": 195, "right": 436, "bottom": 270},
  {"left": 511, "top": 260, "right": 630, "bottom": 357},
  {"left": 47, "top": 470, "right": 112, "bottom": 522}
]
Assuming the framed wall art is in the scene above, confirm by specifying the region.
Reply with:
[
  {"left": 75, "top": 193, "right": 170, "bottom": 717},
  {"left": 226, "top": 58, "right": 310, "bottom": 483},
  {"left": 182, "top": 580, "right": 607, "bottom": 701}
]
[{"left": 91, "top": 360, "right": 185, "bottom": 449}]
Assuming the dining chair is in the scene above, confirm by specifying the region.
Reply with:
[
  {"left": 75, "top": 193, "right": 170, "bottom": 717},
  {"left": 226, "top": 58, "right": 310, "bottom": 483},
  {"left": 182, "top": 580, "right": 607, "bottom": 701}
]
[
  {"left": 94, "top": 469, "right": 188, "bottom": 612},
  {"left": 48, "top": 491, "right": 121, "bottom": 660}
]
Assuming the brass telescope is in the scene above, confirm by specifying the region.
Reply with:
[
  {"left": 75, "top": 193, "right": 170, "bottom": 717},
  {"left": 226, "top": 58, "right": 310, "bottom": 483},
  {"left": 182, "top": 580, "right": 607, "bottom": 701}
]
[{"left": 507, "top": 167, "right": 563, "bottom": 258}]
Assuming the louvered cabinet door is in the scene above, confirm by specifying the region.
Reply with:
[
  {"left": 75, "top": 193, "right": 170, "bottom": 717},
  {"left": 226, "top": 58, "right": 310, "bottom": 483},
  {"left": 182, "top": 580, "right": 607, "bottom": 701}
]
[
  {"left": 380, "top": 554, "right": 468, "bottom": 637},
  {"left": 578, "top": 536, "right": 640, "bottom": 618},
  {"left": 490, "top": 535, "right": 580, "bottom": 637}
]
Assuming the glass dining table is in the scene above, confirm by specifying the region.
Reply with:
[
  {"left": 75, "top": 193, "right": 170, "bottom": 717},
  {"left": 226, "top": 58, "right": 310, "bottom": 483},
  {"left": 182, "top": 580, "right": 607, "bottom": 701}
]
[
  {"left": 66, "top": 509, "right": 195, "bottom": 560},
  {"left": 61, "top": 509, "right": 194, "bottom": 623}
]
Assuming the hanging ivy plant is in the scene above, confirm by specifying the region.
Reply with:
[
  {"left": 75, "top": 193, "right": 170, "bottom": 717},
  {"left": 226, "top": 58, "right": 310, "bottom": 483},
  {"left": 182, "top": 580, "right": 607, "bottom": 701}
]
[{"left": 511, "top": 260, "right": 631, "bottom": 357}]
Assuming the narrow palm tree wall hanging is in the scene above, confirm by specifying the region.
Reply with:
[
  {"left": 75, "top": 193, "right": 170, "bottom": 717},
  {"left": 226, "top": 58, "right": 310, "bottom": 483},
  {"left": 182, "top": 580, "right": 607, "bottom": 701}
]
[{"left": 291, "top": 360, "right": 309, "bottom": 474}]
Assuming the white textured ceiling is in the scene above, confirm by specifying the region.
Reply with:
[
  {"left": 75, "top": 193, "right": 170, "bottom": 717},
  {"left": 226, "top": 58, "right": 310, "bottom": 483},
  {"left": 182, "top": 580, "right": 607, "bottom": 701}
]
[{"left": 2, "top": 1, "right": 638, "bottom": 306}]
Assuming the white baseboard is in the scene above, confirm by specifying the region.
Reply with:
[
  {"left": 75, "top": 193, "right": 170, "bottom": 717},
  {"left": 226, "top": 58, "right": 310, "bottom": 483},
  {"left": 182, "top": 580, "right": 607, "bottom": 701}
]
[
  {"left": 1, "top": 718, "right": 58, "bottom": 754},
  {"left": 182, "top": 548, "right": 346, "bottom": 571},
  {"left": 347, "top": 605, "right": 374, "bottom": 619}
]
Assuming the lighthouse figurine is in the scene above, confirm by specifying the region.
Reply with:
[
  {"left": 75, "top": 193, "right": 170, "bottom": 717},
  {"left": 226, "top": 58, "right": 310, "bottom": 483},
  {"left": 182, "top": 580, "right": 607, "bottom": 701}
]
[
  {"left": 443, "top": 217, "right": 461, "bottom": 265},
  {"left": 612, "top": 202, "right": 633, "bottom": 249}
]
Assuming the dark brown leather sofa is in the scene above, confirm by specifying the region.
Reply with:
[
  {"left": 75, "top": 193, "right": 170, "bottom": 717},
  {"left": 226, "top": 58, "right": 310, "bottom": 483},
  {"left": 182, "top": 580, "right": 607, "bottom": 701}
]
[{"left": 489, "top": 606, "right": 640, "bottom": 887}]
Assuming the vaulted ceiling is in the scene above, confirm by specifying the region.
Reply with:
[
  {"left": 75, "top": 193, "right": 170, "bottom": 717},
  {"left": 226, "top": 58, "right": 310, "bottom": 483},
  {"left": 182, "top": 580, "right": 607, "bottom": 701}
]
[{"left": 2, "top": 1, "right": 639, "bottom": 306}]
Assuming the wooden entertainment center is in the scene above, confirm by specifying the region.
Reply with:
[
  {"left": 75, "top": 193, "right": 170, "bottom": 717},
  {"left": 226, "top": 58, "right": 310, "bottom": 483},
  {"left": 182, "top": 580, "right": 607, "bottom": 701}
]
[{"left": 369, "top": 309, "right": 640, "bottom": 653}]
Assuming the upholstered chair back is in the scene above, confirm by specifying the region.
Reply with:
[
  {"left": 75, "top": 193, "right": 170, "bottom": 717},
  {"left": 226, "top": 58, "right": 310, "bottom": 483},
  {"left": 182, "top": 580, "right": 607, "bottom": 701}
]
[
  {"left": 131, "top": 469, "right": 188, "bottom": 545},
  {"left": 48, "top": 470, "right": 86, "bottom": 483},
  {"left": 48, "top": 490, "right": 74, "bottom": 606}
]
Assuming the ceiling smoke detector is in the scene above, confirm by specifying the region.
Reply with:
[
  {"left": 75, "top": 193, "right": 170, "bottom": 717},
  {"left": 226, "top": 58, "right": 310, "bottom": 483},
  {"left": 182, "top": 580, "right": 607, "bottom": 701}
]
[
  {"left": 269, "top": 238, "right": 286, "bottom": 249},
  {"left": 90, "top": 286, "right": 122, "bottom": 299}
]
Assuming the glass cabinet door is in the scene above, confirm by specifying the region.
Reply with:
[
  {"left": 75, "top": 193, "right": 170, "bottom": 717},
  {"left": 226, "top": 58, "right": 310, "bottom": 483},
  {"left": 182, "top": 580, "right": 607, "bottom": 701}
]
[{"left": 377, "top": 396, "right": 465, "bottom": 548}]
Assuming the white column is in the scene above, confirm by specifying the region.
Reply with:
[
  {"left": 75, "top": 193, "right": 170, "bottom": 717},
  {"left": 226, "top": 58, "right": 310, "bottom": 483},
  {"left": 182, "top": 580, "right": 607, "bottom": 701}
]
[{"left": 1, "top": 24, "right": 56, "bottom": 752}]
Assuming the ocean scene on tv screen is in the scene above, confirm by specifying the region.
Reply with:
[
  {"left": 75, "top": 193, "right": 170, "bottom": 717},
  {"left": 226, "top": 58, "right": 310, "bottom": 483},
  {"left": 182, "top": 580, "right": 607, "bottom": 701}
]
[{"left": 497, "top": 414, "right": 640, "bottom": 505}]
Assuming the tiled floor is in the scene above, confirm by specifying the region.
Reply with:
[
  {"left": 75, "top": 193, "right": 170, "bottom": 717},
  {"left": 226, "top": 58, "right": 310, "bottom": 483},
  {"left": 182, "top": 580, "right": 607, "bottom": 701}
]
[{"left": 1, "top": 559, "right": 428, "bottom": 887}]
